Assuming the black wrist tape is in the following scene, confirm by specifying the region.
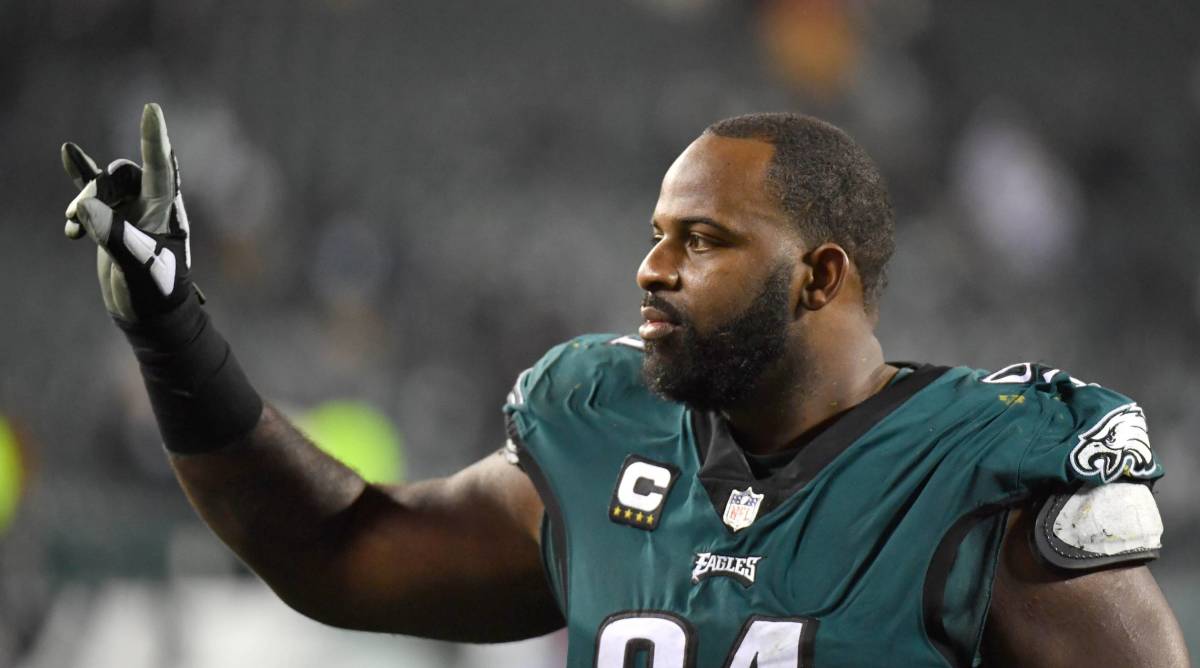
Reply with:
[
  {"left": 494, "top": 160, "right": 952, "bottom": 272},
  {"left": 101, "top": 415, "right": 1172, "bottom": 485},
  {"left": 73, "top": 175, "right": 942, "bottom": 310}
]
[{"left": 115, "top": 294, "right": 263, "bottom": 454}]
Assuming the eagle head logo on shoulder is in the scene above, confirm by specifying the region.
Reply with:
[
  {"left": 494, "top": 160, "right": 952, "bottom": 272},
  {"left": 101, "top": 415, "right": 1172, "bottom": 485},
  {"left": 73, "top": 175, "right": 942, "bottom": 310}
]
[{"left": 1070, "top": 403, "right": 1155, "bottom": 483}]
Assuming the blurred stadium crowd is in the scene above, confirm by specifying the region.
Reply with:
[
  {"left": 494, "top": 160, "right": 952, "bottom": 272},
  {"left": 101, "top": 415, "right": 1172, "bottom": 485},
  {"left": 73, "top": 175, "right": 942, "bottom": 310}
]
[{"left": 1, "top": 0, "right": 1198, "bottom": 665}]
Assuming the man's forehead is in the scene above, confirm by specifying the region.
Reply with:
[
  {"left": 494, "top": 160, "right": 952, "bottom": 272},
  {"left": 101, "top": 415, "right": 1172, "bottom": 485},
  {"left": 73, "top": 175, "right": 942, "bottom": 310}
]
[{"left": 653, "top": 133, "right": 783, "bottom": 225}]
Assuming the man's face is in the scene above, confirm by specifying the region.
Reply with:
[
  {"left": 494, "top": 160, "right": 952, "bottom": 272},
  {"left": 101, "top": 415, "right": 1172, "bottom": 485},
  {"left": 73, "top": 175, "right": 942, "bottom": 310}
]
[{"left": 637, "top": 133, "right": 803, "bottom": 410}]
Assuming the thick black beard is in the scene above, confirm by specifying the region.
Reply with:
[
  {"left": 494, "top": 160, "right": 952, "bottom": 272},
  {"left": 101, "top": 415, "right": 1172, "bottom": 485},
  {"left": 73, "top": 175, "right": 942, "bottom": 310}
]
[{"left": 642, "top": 265, "right": 793, "bottom": 412}]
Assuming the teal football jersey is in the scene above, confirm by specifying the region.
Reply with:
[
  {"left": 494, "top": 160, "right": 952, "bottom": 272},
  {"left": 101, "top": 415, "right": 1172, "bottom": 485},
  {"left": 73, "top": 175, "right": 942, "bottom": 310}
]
[{"left": 503, "top": 335, "right": 1162, "bottom": 668}]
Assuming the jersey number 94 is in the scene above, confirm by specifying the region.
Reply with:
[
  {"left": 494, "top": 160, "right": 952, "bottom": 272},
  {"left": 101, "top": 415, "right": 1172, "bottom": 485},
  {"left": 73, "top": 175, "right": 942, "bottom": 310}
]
[{"left": 596, "top": 612, "right": 817, "bottom": 667}]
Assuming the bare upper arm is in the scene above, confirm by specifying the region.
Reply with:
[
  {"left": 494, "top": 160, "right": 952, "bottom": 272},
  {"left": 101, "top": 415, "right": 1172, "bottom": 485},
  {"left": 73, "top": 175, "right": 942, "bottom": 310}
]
[
  {"left": 172, "top": 403, "right": 559, "bottom": 641},
  {"left": 310, "top": 449, "right": 559, "bottom": 640},
  {"left": 982, "top": 507, "right": 1190, "bottom": 667}
]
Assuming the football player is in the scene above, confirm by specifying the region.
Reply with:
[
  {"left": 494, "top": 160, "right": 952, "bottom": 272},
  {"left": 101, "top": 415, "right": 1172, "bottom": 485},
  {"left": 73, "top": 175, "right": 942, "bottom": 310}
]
[{"left": 58, "top": 105, "right": 1188, "bottom": 667}]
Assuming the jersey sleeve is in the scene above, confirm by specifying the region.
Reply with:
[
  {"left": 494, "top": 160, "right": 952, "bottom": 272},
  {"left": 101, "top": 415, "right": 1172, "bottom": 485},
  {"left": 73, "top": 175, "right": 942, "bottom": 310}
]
[
  {"left": 1012, "top": 365, "right": 1161, "bottom": 487},
  {"left": 500, "top": 334, "right": 652, "bottom": 613},
  {"left": 502, "top": 334, "right": 644, "bottom": 455},
  {"left": 994, "top": 364, "right": 1165, "bottom": 569},
  {"left": 502, "top": 336, "right": 577, "bottom": 466}
]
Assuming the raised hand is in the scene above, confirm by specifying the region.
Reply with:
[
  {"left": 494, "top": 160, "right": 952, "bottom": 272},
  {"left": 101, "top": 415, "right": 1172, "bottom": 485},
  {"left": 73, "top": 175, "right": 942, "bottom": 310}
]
[{"left": 61, "top": 103, "right": 195, "bottom": 321}]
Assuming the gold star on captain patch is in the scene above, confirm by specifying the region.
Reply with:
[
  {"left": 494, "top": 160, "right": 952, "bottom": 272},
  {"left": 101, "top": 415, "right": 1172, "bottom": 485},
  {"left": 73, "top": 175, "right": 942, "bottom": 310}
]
[
  {"left": 635, "top": 512, "right": 644, "bottom": 522},
  {"left": 612, "top": 506, "right": 622, "bottom": 516},
  {"left": 624, "top": 509, "right": 633, "bottom": 519},
  {"left": 646, "top": 515, "right": 654, "bottom": 525}
]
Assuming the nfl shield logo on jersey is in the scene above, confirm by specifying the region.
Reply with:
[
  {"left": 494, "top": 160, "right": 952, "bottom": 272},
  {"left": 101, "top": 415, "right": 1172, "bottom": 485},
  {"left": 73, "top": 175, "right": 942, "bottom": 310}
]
[{"left": 723, "top": 487, "right": 764, "bottom": 532}]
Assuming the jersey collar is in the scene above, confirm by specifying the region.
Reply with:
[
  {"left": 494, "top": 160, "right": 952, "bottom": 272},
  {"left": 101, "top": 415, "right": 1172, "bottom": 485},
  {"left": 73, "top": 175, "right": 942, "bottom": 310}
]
[{"left": 690, "top": 363, "right": 950, "bottom": 532}]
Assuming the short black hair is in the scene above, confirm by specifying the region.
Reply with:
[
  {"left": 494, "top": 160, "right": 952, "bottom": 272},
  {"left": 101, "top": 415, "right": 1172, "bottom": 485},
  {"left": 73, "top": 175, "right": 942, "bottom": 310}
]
[{"left": 705, "top": 113, "right": 895, "bottom": 310}]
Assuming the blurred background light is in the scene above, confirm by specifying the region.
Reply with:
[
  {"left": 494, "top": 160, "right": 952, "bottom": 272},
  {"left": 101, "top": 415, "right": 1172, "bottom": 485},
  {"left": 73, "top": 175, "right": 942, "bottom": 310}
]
[
  {"left": 296, "top": 401, "right": 405, "bottom": 484},
  {"left": 0, "top": 416, "right": 23, "bottom": 535}
]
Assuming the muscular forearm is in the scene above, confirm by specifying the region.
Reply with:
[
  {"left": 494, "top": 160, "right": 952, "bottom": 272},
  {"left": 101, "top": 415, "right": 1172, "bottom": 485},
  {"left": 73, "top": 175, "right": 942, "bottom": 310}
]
[
  {"left": 169, "top": 404, "right": 366, "bottom": 598},
  {"left": 168, "top": 404, "right": 471, "bottom": 629}
]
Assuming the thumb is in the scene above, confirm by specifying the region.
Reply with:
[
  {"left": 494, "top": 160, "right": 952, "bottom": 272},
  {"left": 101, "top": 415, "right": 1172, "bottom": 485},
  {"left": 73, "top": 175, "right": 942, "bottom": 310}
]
[
  {"left": 73, "top": 198, "right": 116, "bottom": 247},
  {"left": 63, "top": 178, "right": 98, "bottom": 239}
]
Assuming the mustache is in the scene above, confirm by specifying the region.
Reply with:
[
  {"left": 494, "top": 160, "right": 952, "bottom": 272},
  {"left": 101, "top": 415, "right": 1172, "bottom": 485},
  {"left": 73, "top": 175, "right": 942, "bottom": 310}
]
[{"left": 641, "top": 293, "right": 685, "bottom": 325}]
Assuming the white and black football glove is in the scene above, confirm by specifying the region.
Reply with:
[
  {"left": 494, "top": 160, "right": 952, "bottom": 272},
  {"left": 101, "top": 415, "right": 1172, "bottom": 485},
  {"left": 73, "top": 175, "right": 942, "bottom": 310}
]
[{"left": 62, "top": 103, "right": 196, "bottom": 322}]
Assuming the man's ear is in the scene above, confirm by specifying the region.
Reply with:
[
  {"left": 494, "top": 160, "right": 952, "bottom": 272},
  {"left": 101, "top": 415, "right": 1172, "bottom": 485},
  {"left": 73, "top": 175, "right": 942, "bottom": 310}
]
[{"left": 797, "top": 243, "right": 851, "bottom": 311}]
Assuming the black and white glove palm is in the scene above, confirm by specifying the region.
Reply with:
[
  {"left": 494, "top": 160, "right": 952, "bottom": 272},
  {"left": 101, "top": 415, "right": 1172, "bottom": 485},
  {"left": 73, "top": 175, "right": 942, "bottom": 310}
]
[{"left": 62, "top": 103, "right": 195, "bottom": 322}]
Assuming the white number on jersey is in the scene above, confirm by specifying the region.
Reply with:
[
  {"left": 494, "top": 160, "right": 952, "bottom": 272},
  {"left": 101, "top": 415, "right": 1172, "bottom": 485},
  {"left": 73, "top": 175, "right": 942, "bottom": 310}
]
[{"left": 595, "top": 612, "right": 816, "bottom": 667}]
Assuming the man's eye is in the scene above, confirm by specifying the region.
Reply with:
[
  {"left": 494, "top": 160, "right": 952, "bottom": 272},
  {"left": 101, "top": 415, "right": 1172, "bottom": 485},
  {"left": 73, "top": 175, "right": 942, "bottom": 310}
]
[
  {"left": 649, "top": 235, "right": 663, "bottom": 247},
  {"left": 687, "top": 234, "right": 712, "bottom": 250}
]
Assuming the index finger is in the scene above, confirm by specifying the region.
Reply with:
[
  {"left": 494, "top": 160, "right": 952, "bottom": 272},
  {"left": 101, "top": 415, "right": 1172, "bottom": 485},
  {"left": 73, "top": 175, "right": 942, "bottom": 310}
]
[{"left": 139, "top": 103, "right": 175, "bottom": 199}]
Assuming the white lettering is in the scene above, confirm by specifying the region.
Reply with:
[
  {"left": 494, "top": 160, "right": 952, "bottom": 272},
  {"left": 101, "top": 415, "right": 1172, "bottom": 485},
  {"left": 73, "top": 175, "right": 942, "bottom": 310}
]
[
  {"left": 692, "top": 553, "right": 763, "bottom": 585},
  {"left": 617, "top": 461, "right": 672, "bottom": 512}
]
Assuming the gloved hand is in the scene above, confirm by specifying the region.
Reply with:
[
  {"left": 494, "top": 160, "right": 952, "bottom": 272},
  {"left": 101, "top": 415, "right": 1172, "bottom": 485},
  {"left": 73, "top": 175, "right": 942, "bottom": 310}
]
[{"left": 62, "top": 103, "right": 195, "bottom": 322}]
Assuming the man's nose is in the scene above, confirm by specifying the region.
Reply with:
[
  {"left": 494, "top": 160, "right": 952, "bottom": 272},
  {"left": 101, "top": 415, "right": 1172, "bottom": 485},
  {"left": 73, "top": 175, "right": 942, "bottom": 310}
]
[{"left": 636, "top": 241, "right": 681, "bottom": 292}]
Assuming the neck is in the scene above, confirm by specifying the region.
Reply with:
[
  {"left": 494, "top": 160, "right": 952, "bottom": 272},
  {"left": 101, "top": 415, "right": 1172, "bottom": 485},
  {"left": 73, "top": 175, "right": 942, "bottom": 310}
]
[{"left": 721, "top": 323, "right": 894, "bottom": 456}]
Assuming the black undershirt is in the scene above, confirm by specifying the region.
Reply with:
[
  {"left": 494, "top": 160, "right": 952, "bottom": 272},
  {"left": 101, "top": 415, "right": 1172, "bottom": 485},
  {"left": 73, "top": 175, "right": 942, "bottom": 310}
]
[{"left": 742, "top": 367, "right": 915, "bottom": 480}]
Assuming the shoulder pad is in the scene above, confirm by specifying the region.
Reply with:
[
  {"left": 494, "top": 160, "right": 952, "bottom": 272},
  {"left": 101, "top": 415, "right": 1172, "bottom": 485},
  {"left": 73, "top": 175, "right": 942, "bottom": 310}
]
[{"left": 1033, "top": 482, "right": 1162, "bottom": 570}]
